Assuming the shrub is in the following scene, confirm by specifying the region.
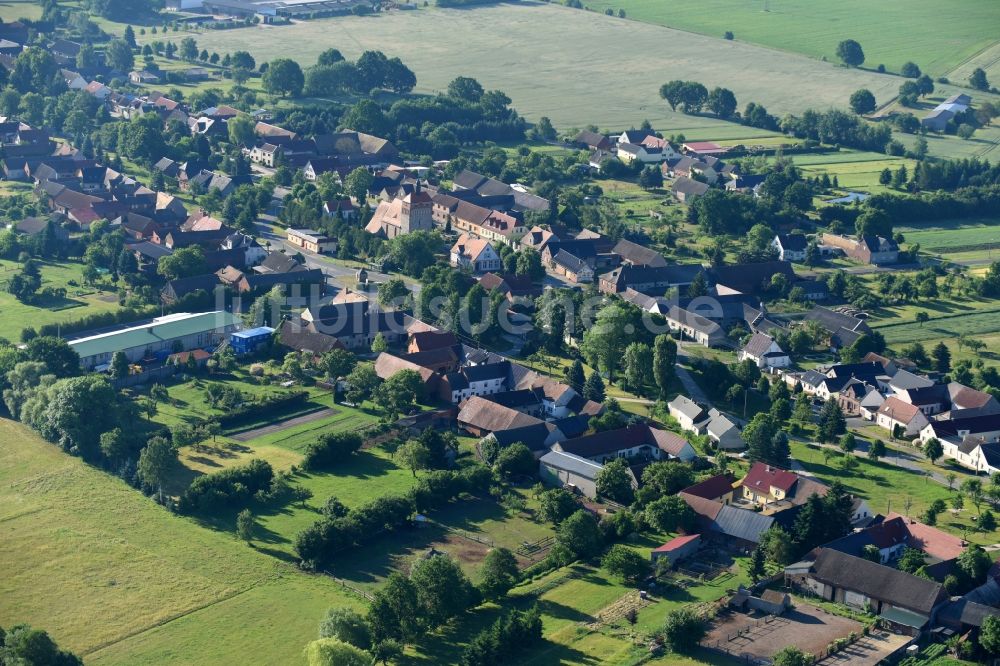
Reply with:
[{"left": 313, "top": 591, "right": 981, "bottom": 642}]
[
  {"left": 303, "top": 432, "right": 363, "bottom": 470},
  {"left": 178, "top": 459, "right": 274, "bottom": 513}
]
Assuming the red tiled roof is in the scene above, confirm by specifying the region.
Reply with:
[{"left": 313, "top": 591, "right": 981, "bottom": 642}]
[
  {"left": 653, "top": 534, "right": 700, "bottom": 552},
  {"left": 742, "top": 462, "right": 798, "bottom": 494},
  {"left": 886, "top": 513, "right": 966, "bottom": 561}
]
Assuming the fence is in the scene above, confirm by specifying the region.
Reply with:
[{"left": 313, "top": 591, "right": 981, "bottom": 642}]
[
  {"left": 111, "top": 364, "right": 177, "bottom": 389},
  {"left": 516, "top": 536, "right": 554, "bottom": 559},
  {"left": 322, "top": 571, "right": 375, "bottom": 602},
  {"left": 431, "top": 520, "right": 494, "bottom": 548}
]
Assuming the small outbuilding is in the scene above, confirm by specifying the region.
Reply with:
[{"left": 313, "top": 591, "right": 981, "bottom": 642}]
[
  {"left": 229, "top": 326, "right": 274, "bottom": 355},
  {"left": 650, "top": 534, "right": 701, "bottom": 566}
]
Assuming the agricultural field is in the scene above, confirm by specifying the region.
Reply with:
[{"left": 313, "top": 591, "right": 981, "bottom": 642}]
[
  {"left": 882, "top": 85, "right": 1000, "bottom": 161},
  {"left": 576, "top": 0, "right": 1000, "bottom": 78},
  {"left": 0, "top": 259, "right": 124, "bottom": 342},
  {"left": 790, "top": 149, "right": 917, "bottom": 194},
  {"left": 897, "top": 217, "right": 1000, "bottom": 264},
  {"left": 0, "top": 418, "right": 360, "bottom": 665},
  {"left": 177, "top": 3, "right": 899, "bottom": 130}
]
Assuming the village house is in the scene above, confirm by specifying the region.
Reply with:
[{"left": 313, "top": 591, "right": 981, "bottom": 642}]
[
  {"left": 450, "top": 234, "right": 502, "bottom": 273},
  {"left": 436, "top": 361, "right": 511, "bottom": 404},
  {"left": 738, "top": 462, "right": 829, "bottom": 514},
  {"left": 771, "top": 234, "right": 808, "bottom": 262},
  {"left": 738, "top": 332, "right": 790, "bottom": 369},
  {"left": 598, "top": 263, "right": 702, "bottom": 295},
  {"left": 706, "top": 409, "right": 744, "bottom": 450},
  {"left": 876, "top": 396, "right": 931, "bottom": 437},
  {"left": 671, "top": 176, "right": 710, "bottom": 203},
  {"left": 667, "top": 395, "right": 709, "bottom": 433},
  {"left": 574, "top": 130, "right": 612, "bottom": 152}
]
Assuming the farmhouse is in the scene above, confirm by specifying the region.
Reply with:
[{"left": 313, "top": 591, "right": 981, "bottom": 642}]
[
  {"left": 664, "top": 305, "right": 725, "bottom": 347},
  {"left": 821, "top": 233, "right": 899, "bottom": 265},
  {"left": 671, "top": 176, "right": 709, "bottom": 203},
  {"left": 457, "top": 395, "right": 544, "bottom": 437},
  {"left": 738, "top": 462, "right": 829, "bottom": 513},
  {"left": 68, "top": 311, "right": 240, "bottom": 370}
]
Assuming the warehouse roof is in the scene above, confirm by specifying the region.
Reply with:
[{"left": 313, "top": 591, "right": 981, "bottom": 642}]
[{"left": 68, "top": 311, "right": 240, "bottom": 359}]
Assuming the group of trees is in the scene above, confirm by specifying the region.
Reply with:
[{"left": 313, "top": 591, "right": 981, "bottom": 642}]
[
  {"left": 302, "top": 49, "right": 416, "bottom": 98},
  {"left": 0, "top": 623, "right": 83, "bottom": 666},
  {"left": 659, "top": 81, "right": 737, "bottom": 118}
]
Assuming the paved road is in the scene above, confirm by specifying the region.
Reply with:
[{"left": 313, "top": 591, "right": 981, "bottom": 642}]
[{"left": 254, "top": 216, "right": 417, "bottom": 303}]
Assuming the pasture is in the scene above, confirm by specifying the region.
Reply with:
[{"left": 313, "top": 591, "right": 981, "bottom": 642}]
[
  {"left": 0, "top": 259, "right": 124, "bottom": 341},
  {"left": 0, "top": 418, "right": 359, "bottom": 665},
  {"left": 576, "top": 0, "right": 1000, "bottom": 77},
  {"left": 181, "top": 3, "right": 899, "bottom": 130},
  {"left": 0, "top": 0, "right": 40, "bottom": 22},
  {"left": 897, "top": 217, "right": 1000, "bottom": 262}
]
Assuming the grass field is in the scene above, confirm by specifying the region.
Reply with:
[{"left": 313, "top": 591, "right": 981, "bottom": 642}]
[
  {"left": 575, "top": 0, "right": 1000, "bottom": 78},
  {"left": 897, "top": 217, "right": 1000, "bottom": 261},
  {"left": 0, "top": 418, "right": 360, "bottom": 665},
  {"left": 791, "top": 149, "right": 916, "bottom": 193},
  {"left": 0, "top": 259, "right": 124, "bottom": 342},
  {"left": 177, "top": 3, "right": 898, "bottom": 131},
  {"left": 790, "top": 441, "right": 999, "bottom": 545},
  {"left": 0, "top": 0, "right": 40, "bottom": 21}
]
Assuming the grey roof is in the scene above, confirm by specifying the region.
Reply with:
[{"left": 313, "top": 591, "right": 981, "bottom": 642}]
[
  {"left": 540, "top": 450, "right": 603, "bottom": 480},
  {"left": 666, "top": 305, "right": 722, "bottom": 336},
  {"left": 889, "top": 369, "right": 935, "bottom": 391},
  {"left": 669, "top": 395, "right": 707, "bottom": 422},
  {"left": 776, "top": 234, "right": 807, "bottom": 251},
  {"left": 552, "top": 250, "right": 590, "bottom": 274},
  {"left": 672, "top": 177, "right": 710, "bottom": 197},
  {"left": 742, "top": 332, "right": 778, "bottom": 359},
  {"left": 713, "top": 505, "right": 774, "bottom": 543},
  {"left": 611, "top": 238, "right": 667, "bottom": 267},
  {"left": 810, "top": 549, "right": 944, "bottom": 615}
]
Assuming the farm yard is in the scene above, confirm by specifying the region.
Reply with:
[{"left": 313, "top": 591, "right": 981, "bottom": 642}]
[
  {"left": 575, "top": 0, "right": 1000, "bottom": 78},
  {"left": 179, "top": 3, "right": 900, "bottom": 130}
]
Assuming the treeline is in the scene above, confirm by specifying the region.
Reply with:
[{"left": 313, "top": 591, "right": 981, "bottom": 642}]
[
  {"left": 177, "top": 459, "right": 274, "bottom": 514},
  {"left": 303, "top": 49, "right": 416, "bottom": 97},
  {"left": 295, "top": 466, "right": 491, "bottom": 570},
  {"left": 780, "top": 108, "right": 892, "bottom": 152},
  {"left": 866, "top": 185, "right": 1000, "bottom": 226}
]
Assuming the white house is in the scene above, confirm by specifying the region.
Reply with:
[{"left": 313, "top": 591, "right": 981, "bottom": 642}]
[
  {"left": 450, "top": 234, "right": 501, "bottom": 273},
  {"left": 738, "top": 332, "right": 790, "bottom": 370},
  {"left": 876, "top": 397, "right": 930, "bottom": 438},
  {"left": 667, "top": 395, "right": 709, "bottom": 433},
  {"left": 771, "top": 234, "right": 808, "bottom": 263}
]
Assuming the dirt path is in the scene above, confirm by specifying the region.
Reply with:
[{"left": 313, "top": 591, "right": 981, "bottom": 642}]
[{"left": 229, "top": 407, "right": 338, "bottom": 442}]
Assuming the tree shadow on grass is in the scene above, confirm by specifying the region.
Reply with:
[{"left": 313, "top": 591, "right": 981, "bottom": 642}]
[{"left": 535, "top": 598, "right": 593, "bottom": 623}]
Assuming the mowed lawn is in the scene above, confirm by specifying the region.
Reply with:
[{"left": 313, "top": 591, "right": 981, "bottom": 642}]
[
  {"left": 0, "top": 418, "right": 360, "bottom": 665},
  {"left": 578, "top": 0, "right": 1000, "bottom": 77},
  {"left": 182, "top": 3, "right": 898, "bottom": 130},
  {"left": 0, "top": 259, "right": 124, "bottom": 341},
  {"left": 790, "top": 441, "right": 999, "bottom": 546},
  {"left": 0, "top": 0, "right": 40, "bottom": 22}
]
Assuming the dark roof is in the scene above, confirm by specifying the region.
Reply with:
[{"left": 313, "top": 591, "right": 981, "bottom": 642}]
[
  {"left": 612, "top": 238, "right": 667, "bottom": 267},
  {"left": 277, "top": 320, "right": 343, "bottom": 355},
  {"left": 709, "top": 261, "right": 796, "bottom": 296},
  {"left": 928, "top": 413, "right": 1000, "bottom": 439},
  {"left": 409, "top": 330, "right": 458, "bottom": 352},
  {"left": 776, "top": 234, "right": 808, "bottom": 251},
  {"left": 162, "top": 273, "right": 221, "bottom": 299},
  {"left": 256, "top": 252, "right": 305, "bottom": 274},
  {"left": 671, "top": 177, "right": 710, "bottom": 197},
  {"left": 602, "top": 264, "right": 702, "bottom": 290},
  {"left": 484, "top": 389, "right": 541, "bottom": 409},
  {"left": 681, "top": 473, "right": 735, "bottom": 500},
  {"left": 559, "top": 424, "right": 691, "bottom": 459},
  {"left": 552, "top": 250, "right": 590, "bottom": 274},
  {"left": 742, "top": 332, "right": 779, "bottom": 359},
  {"left": 714, "top": 505, "right": 775, "bottom": 543},
  {"left": 861, "top": 235, "right": 899, "bottom": 253},
  {"left": 938, "top": 599, "right": 995, "bottom": 628},
  {"left": 463, "top": 361, "right": 511, "bottom": 383},
  {"left": 489, "top": 422, "right": 555, "bottom": 452},
  {"left": 809, "top": 549, "right": 944, "bottom": 615}
]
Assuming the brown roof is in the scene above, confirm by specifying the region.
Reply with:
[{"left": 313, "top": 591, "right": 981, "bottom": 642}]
[
  {"left": 885, "top": 513, "right": 966, "bottom": 561},
  {"left": 373, "top": 352, "right": 438, "bottom": 384},
  {"left": 409, "top": 330, "right": 458, "bottom": 352},
  {"left": 877, "top": 396, "right": 923, "bottom": 423},
  {"left": 457, "top": 395, "right": 543, "bottom": 433},
  {"left": 681, "top": 473, "right": 736, "bottom": 500},
  {"left": 679, "top": 492, "right": 724, "bottom": 522}
]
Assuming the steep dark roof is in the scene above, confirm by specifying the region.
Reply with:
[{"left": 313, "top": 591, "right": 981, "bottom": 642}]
[
  {"left": 277, "top": 320, "right": 343, "bottom": 355},
  {"left": 776, "top": 234, "right": 808, "bottom": 251},
  {"left": 809, "top": 549, "right": 944, "bottom": 614},
  {"left": 681, "top": 473, "right": 735, "bottom": 500},
  {"left": 709, "top": 261, "right": 796, "bottom": 296}
]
